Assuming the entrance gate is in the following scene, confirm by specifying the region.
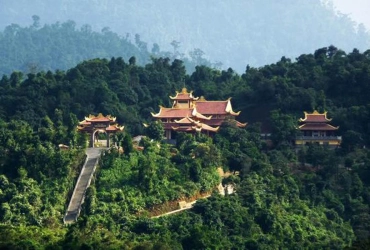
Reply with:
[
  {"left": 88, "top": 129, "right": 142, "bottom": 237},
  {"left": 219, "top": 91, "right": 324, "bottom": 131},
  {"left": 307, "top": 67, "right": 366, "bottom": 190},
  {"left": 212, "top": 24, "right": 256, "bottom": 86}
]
[{"left": 77, "top": 113, "right": 124, "bottom": 148}]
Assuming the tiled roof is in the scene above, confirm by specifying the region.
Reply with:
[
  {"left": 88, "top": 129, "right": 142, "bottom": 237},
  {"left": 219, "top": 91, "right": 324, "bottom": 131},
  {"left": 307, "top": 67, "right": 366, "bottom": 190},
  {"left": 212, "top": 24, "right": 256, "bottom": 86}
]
[
  {"left": 89, "top": 117, "right": 112, "bottom": 122},
  {"left": 106, "top": 125, "right": 124, "bottom": 131},
  {"left": 299, "top": 111, "right": 331, "bottom": 123},
  {"left": 299, "top": 123, "right": 338, "bottom": 131},
  {"left": 195, "top": 101, "right": 228, "bottom": 114},
  {"left": 79, "top": 120, "right": 91, "bottom": 125},
  {"left": 169, "top": 88, "right": 198, "bottom": 100},
  {"left": 85, "top": 113, "right": 116, "bottom": 122},
  {"left": 174, "top": 117, "right": 193, "bottom": 124},
  {"left": 152, "top": 108, "right": 193, "bottom": 118},
  {"left": 303, "top": 115, "right": 329, "bottom": 123},
  {"left": 194, "top": 123, "right": 219, "bottom": 132},
  {"left": 172, "top": 93, "right": 193, "bottom": 100}
]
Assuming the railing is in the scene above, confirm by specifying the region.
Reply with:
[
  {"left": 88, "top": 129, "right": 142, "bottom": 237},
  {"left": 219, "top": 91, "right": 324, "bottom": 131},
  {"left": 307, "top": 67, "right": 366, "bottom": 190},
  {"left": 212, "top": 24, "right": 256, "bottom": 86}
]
[
  {"left": 63, "top": 149, "right": 102, "bottom": 224},
  {"left": 296, "top": 136, "right": 342, "bottom": 140},
  {"left": 164, "top": 139, "right": 177, "bottom": 145}
]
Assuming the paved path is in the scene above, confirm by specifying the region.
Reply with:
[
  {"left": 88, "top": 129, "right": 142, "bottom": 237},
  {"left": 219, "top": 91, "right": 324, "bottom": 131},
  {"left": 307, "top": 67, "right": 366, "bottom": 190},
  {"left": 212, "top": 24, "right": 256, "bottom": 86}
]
[
  {"left": 63, "top": 148, "right": 105, "bottom": 224},
  {"left": 152, "top": 184, "right": 227, "bottom": 219},
  {"left": 152, "top": 195, "right": 210, "bottom": 219}
]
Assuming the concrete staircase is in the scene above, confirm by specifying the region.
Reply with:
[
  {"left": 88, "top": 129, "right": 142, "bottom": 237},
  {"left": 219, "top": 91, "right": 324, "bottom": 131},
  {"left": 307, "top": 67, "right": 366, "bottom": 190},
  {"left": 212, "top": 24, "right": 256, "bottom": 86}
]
[{"left": 63, "top": 148, "right": 104, "bottom": 224}]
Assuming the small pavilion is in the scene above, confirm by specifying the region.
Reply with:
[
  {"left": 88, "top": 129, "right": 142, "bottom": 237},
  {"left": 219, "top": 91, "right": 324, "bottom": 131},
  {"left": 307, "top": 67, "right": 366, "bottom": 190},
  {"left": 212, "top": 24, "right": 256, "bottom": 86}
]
[
  {"left": 295, "top": 110, "right": 341, "bottom": 147},
  {"left": 151, "top": 88, "right": 246, "bottom": 140},
  {"left": 77, "top": 113, "right": 124, "bottom": 147}
]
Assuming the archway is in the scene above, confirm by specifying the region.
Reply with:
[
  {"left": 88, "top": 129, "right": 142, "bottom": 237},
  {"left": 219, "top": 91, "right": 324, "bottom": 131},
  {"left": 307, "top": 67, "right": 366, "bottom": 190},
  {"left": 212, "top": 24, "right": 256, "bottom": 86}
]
[
  {"left": 92, "top": 129, "right": 109, "bottom": 148},
  {"left": 77, "top": 113, "right": 124, "bottom": 148}
]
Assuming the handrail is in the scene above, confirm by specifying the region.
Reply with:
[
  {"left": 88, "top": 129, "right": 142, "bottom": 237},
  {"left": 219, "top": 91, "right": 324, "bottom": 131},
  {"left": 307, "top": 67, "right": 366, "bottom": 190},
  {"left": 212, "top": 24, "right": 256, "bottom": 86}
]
[
  {"left": 296, "top": 136, "right": 342, "bottom": 140},
  {"left": 63, "top": 148, "right": 103, "bottom": 224}
]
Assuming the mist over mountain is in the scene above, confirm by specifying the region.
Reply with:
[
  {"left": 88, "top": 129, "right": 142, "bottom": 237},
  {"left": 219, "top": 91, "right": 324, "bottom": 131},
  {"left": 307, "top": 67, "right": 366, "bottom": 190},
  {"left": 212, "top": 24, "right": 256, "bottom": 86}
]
[{"left": 0, "top": 0, "right": 369, "bottom": 72}]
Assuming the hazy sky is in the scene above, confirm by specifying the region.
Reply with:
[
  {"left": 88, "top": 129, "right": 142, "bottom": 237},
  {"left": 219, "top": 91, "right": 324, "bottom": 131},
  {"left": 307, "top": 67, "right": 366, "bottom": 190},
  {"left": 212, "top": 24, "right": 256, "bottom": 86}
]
[{"left": 331, "top": 0, "right": 370, "bottom": 30}]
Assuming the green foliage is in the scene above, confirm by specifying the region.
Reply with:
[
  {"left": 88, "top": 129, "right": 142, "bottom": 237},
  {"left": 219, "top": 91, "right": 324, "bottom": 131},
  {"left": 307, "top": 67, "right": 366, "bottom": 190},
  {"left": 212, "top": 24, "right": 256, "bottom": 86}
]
[
  {"left": 144, "top": 121, "right": 164, "bottom": 141},
  {"left": 0, "top": 19, "right": 214, "bottom": 77},
  {"left": 2, "top": 46, "right": 370, "bottom": 248},
  {"left": 1, "top": 1, "right": 370, "bottom": 73}
]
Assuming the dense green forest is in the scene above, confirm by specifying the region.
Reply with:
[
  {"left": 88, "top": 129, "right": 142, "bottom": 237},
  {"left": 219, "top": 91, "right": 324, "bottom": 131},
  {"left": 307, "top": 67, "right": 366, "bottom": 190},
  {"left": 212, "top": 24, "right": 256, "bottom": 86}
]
[
  {"left": 1, "top": 46, "right": 370, "bottom": 248},
  {"left": 1, "top": 0, "right": 369, "bottom": 71},
  {"left": 0, "top": 18, "right": 212, "bottom": 76}
]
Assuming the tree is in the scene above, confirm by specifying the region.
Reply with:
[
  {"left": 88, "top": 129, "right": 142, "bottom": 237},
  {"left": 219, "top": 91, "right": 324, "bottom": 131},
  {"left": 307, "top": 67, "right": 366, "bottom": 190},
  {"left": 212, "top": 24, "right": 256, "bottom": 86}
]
[
  {"left": 144, "top": 121, "right": 164, "bottom": 141},
  {"left": 270, "top": 110, "right": 297, "bottom": 147},
  {"left": 122, "top": 133, "right": 134, "bottom": 155}
]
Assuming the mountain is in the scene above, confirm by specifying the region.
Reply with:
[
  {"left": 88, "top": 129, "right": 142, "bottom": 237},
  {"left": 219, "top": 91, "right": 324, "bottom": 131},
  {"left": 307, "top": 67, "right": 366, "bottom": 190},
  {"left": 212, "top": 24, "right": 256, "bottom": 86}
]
[
  {"left": 1, "top": 47, "right": 370, "bottom": 248},
  {"left": 0, "top": 0, "right": 369, "bottom": 72}
]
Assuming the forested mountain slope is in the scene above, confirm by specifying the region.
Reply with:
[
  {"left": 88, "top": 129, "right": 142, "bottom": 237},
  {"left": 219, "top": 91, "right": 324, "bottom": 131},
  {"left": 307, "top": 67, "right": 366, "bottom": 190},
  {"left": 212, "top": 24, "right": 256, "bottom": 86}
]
[
  {"left": 1, "top": 0, "right": 369, "bottom": 72},
  {"left": 0, "top": 20, "right": 211, "bottom": 76},
  {"left": 1, "top": 47, "right": 370, "bottom": 248}
]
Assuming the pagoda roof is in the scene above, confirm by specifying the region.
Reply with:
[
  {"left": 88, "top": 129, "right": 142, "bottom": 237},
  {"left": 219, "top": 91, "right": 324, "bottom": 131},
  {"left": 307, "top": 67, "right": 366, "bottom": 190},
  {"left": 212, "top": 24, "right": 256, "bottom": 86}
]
[
  {"left": 172, "top": 126, "right": 194, "bottom": 132},
  {"left": 151, "top": 107, "right": 212, "bottom": 120},
  {"left": 77, "top": 125, "right": 89, "bottom": 131},
  {"left": 195, "top": 99, "right": 240, "bottom": 116},
  {"left": 192, "top": 122, "right": 220, "bottom": 132},
  {"left": 151, "top": 107, "right": 193, "bottom": 118},
  {"left": 192, "top": 107, "right": 212, "bottom": 120},
  {"left": 299, "top": 123, "right": 338, "bottom": 131},
  {"left": 172, "top": 123, "right": 219, "bottom": 133},
  {"left": 236, "top": 120, "right": 248, "bottom": 128},
  {"left": 85, "top": 113, "right": 117, "bottom": 122},
  {"left": 172, "top": 117, "right": 219, "bottom": 132},
  {"left": 169, "top": 88, "right": 199, "bottom": 100},
  {"left": 299, "top": 110, "right": 331, "bottom": 123},
  {"left": 79, "top": 120, "right": 91, "bottom": 125},
  {"left": 174, "top": 116, "right": 194, "bottom": 124},
  {"left": 106, "top": 124, "right": 124, "bottom": 132}
]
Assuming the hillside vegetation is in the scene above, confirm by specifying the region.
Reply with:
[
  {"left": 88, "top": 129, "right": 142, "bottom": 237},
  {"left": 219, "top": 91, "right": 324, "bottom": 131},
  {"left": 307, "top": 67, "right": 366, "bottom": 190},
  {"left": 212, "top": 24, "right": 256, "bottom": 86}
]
[
  {"left": 0, "top": 19, "right": 211, "bottom": 76},
  {"left": 1, "top": 46, "right": 370, "bottom": 248},
  {"left": 1, "top": 0, "right": 369, "bottom": 72}
]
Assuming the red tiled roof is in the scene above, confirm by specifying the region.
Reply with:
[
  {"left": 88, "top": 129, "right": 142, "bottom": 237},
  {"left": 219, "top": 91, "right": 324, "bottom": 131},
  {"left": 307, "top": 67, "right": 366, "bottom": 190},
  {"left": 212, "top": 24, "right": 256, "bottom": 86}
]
[
  {"left": 194, "top": 123, "right": 219, "bottom": 132},
  {"left": 153, "top": 108, "right": 193, "bottom": 118},
  {"left": 299, "top": 111, "right": 331, "bottom": 123},
  {"left": 236, "top": 120, "right": 248, "bottom": 128},
  {"left": 205, "top": 119, "right": 225, "bottom": 126},
  {"left": 169, "top": 88, "right": 198, "bottom": 100},
  {"left": 172, "top": 123, "right": 219, "bottom": 132},
  {"left": 85, "top": 113, "right": 117, "bottom": 122},
  {"left": 173, "top": 93, "right": 193, "bottom": 100},
  {"left": 79, "top": 120, "right": 91, "bottom": 125},
  {"left": 174, "top": 117, "right": 193, "bottom": 124},
  {"left": 299, "top": 123, "right": 338, "bottom": 131},
  {"left": 106, "top": 125, "right": 119, "bottom": 131},
  {"left": 172, "top": 125, "right": 194, "bottom": 131},
  {"left": 303, "top": 115, "right": 329, "bottom": 123},
  {"left": 195, "top": 101, "right": 228, "bottom": 114},
  {"left": 89, "top": 117, "right": 112, "bottom": 122}
]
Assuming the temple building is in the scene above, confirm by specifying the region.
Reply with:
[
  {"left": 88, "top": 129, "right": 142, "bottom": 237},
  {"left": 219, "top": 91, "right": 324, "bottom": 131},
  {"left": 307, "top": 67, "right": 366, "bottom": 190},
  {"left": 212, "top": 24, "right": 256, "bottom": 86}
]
[
  {"left": 295, "top": 110, "right": 341, "bottom": 147},
  {"left": 151, "top": 88, "right": 246, "bottom": 140},
  {"left": 77, "top": 113, "right": 124, "bottom": 147}
]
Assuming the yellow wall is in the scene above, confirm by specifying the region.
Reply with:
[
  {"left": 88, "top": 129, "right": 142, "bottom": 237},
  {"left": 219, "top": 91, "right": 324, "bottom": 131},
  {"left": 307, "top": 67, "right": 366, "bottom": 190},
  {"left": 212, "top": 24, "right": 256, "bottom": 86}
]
[{"left": 295, "top": 139, "right": 341, "bottom": 146}]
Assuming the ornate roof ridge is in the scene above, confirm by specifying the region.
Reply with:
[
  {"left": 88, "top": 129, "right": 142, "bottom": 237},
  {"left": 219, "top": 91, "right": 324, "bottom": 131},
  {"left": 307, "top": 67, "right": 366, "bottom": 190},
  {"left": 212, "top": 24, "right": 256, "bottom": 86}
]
[
  {"left": 192, "top": 107, "right": 212, "bottom": 120},
  {"left": 299, "top": 110, "right": 332, "bottom": 122},
  {"left": 225, "top": 99, "right": 241, "bottom": 116},
  {"left": 85, "top": 113, "right": 116, "bottom": 122},
  {"left": 195, "top": 100, "right": 229, "bottom": 102},
  {"left": 169, "top": 88, "right": 199, "bottom": 100}
]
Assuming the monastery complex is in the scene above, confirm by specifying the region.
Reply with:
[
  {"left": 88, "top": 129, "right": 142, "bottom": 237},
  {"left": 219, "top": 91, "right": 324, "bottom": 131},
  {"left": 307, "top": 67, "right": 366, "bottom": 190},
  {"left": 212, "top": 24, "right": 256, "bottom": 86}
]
[
  {"left": 75, "top": 90, "right": 341, "bottom": 148},
  {"left": 295, "top": 110, "right": 341, "bottom": 147},
  {"left": 151, "top": 88, "right": 247, "bottom": 140}
]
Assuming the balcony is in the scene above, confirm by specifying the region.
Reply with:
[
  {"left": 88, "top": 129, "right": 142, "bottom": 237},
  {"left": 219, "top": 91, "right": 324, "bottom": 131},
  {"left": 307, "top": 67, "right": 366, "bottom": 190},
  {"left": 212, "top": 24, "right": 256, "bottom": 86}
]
[{"left": 296, "top": 136, "right": 342, "bottom": 141}]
